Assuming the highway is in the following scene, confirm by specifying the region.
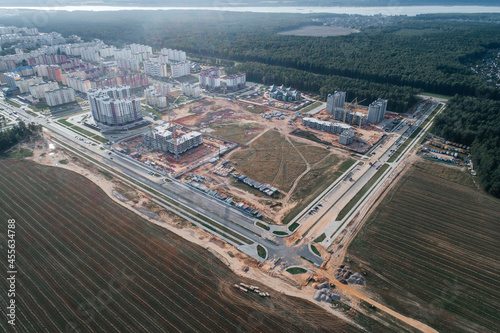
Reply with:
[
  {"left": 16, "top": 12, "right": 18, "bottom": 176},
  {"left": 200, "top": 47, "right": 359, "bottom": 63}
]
[
  {"left": 1, "top": 95, "right": 443, "bottom": 268},
  {"left": 1, "top": 96, "right": 325, "bottom": 265},
  {"left": 314, "top": 102, "right": 442, "bottom": 249}
]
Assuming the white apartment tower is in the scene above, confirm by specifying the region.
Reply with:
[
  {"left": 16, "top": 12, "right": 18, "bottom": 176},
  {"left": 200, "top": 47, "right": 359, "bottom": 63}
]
[
  {"left": 199, "top": 68, "right": 221, "bottom": 91},
  {"left": 181, "top": 83, "right": 201, "bottom": 98},
  {"left": 170, "top": 61, "right": 190, "bottom": 78},
  {"left": 326, "top": 91, "right": 346, "bottom": 119},
  {"left": 88, "top": 86, "right": 143, "bottom": 128},
  {"left": 226, "top": 73, "right": 246, "bottom": 91},
  {"left": 143, "top": 61, "right": 168, "bottom": 77},
  {"left": 161, "top": 48, "right": 186, "bottom": 62},
  {"left": 45, "top": 88, "right": 76, "bottom": 106},
  {"left": 367, "top": 98, "right": 388, "bottom": 124}
]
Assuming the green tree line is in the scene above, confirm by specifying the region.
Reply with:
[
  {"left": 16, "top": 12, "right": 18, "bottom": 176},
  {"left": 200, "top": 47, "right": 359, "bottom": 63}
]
[
  {"left": 432, "top": 96, "right": 500, "bottom": 197},
  {"left": 3, "top": 11, "right": 499, "bottom": 101},
  {"left": 0, "top": 121, "right": 42, "bottom": 153}
]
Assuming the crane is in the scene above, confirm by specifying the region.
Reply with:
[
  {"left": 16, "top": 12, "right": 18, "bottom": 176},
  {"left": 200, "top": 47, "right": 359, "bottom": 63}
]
[
  {"left": 344, "top": 97, "right": 358, "bottom": 123},
  {"left": 355, "top": 98, "right": 367, "bottom": 128}
]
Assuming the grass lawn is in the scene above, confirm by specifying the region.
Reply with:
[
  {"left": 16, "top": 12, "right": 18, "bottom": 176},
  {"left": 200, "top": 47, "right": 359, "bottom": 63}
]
[
  {"left": 286, "top": 267, "right": 308, "bottom": 275},
  {"left": 419, "top": 92, "right": 452, "bottom": 100},
  {"left": 5, "top": 99, "right": 21, "bottom": 108},
  {"left": 336, "top": 164, "right": 389, "bottom": 221},
  {"left": 281, "top": 156, "right": 348, "bottom": 224},
  {"left": 314, "top": 233, "right": 326, "bottom": 243},
  {"left": 288, "top": 222, "right": 300, "bottom": 232},
  {"left": 293, "top": 143, "right": 330, "bottom": 164},
  {"left": 256, "top": 221, "right": 270, "bottom": 231},
  {"left": 413, "top": 161, "right": 476, "bottom": 189},
  {"left": 57, "top": 118, "right": 73, "bottom": 127},
  {"left": 290, "top": 129, "right": 331, "bottom": 146},
  {"left": 211, "top": 122, "right": 264, "bottom": 144},
  {"left": 299, "top": 101, "right": 323, "bottom": 113},
  {"left": 2, "top": 148, "right": 33, "bottom": 159},
  {"left": 257, "top": 245, "right": 267, "bottom": 259},
  {"left": 231, "top": 130, "right": 306, "bottom": 193},
  {"left": 311, "top": 245, "right": 321, "bottom": 256},
  {"left": 142, "top": 104, "right": 163, "bottom": 118},
  {"left": 242, "top": 104, "right": 268, "bottom": 114}
]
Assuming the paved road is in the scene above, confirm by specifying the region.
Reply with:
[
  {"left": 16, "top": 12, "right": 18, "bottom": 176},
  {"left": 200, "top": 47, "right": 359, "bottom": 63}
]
[
  {"left": 3, "top": 96, "right": 438, "bottom": 268},
  {"left": 3, "top": 99, "right": 323, "bottom": 265}
]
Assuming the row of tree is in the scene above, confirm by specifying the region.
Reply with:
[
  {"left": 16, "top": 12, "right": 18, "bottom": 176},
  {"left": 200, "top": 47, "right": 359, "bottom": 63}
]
[
  {"left": 432, "top": 96, "right": 500, "bottom": 197},
  {"left": 0, "top": 121, "right": 42, "bottom": 153},
  {"left": 1, "top": 11, "right": 499, "bottom": 195},
  {"left": 4, "top": 11, "right": 499, "bottom": 101},
  {"left": 236, "top": 62, "right": 418, "bottom": 112}
]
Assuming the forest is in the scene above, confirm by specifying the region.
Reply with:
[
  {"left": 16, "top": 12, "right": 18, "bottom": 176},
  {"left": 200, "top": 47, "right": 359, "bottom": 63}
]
[
  {"left": 1, "top": 10, "right": 499, "bottom": 196},
  {"left": 0, "top": 121, "right": 42, "bottom": 153},
  {"left": 3, "top": 10, "right": 498, "bottom": 101},
  {"left": 433, "top": 96, "right": 500, "bottom": 197}
]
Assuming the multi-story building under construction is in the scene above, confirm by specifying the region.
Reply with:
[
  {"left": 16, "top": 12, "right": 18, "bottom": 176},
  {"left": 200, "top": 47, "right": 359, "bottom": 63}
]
[{"left": 143, "top": 123, "right": 203, "bottom": 156}]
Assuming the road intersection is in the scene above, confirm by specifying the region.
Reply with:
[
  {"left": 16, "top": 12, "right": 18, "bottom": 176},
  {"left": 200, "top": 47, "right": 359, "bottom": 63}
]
[{"left": 0, "top": 96, "right": 443, "bottom": 269}]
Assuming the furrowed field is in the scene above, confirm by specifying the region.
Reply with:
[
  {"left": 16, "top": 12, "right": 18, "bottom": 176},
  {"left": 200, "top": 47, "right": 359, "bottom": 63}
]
[
  {"left": 0, "top": 160, "right": 372, "bottom": 332},
  {"left": 346, "top": 164, "right": 500, "bottom": 333}
]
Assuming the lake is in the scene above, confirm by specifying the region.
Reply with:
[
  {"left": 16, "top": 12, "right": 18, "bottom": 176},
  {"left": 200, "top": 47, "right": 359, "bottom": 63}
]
[{"left": 1, "top": 6, "right": 500, "bottom": 16}]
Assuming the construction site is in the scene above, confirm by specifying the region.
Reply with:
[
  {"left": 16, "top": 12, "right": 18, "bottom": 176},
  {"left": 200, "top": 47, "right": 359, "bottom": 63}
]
[
  {"left": 294, "top": 107, "right": 392, "bottom": 153},
  {"left": 111, "top": 122, "right": 236, "bottom": 177},
  {"left": 134, "top": 88, "right": 407, "bottom": 222}
]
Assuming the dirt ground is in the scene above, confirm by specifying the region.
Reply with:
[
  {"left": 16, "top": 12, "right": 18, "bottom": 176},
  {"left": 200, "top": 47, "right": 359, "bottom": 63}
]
[
  {"left": 160, "top": 97, "right": 383, "bottom": 223},
  {"left": 112, "top": 131, "right": 234, "bottom": 176},
  {"left": 16, "top": 130, "right": 436, "bottom": 332}
]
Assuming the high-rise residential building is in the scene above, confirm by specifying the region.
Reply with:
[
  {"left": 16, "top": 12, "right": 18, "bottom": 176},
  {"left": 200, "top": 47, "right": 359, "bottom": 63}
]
[
  {"left": 81, "top": 49, "right": 100, "bottom": 62},
  {"left": 144, "top": 90, "right": 167, "bottom": 109},
  {"left": 99, "top": 46, "right": 116, "bottom": 58},
  {"left": 117, "top": 73, "right": 148, "bottom": 88},
  {"left": 4, "top": 72, "right": 21, "bottom": 90},
  {"left": 116, "top": 58, "right": 140, "bottom": 72},
  {"left": 226, "top": 73, "right": 246, "bottom": 91},
  {"left": 149, "top": 54, "right": 169, "bottom": 65},
  {"left": 181, "top": 83, "right": 201, "bottom": 98},
  {"left": 161, "top": 48, "right": 186, "bottom": 62},
  {"left": 130, "top": 43, "right": 152, "bottom": 54},
  {"left": 326, "top": 91, "right": 346, "bottom": 118},
  {"left": 45, "top": 87, "right": 76, "bottom": 106},
  {"left": 66, "top": 75, "right": 91, "bottom": 93},
  {"left": 132, "top": 52, "right": 150, "bottom": 63},
  {"left": 15, "top": 76, "right": 44, "bottom": 93},
  {"left": 113, "top": 48, "right": 133, "bottom": 60},
  {"left": 170, "top": 61, "right": 190, "bottom": 78},
  {"left": 367, "top": 98, "right": 388, "bottom": 124},
  {"left": 34, "top": 64, "right": 49, "bottom": 77},
  {"left": 144, "top": 83, "right": 171, "bottom": 109},
  {"left": 47, "top": 65, "right": 62, "bottom": 82},
  {"left": 143, "top": 61, "right": 168, "bottom": 77},
  {"left": 29, "top": 81, "right": 59, "bottom": 99},
  {"left": 88, "top": 86, "right": 143, "bottom": 129},
  {"left": 143, "top": 123, "right": 203, "bottom": 155},
  {"left": 339, "top": 130, "right": 355, "bottom": 145},
  {"left": 301, "top": 117, "right": 351, "bottom": 135},
  {"left": 199, "top": 68, "right": 221, "bottom": 91}
]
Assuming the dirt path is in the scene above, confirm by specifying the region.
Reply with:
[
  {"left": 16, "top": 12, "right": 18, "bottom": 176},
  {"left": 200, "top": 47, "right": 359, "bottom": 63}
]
[
  {"left": 329, "top": 278, "right": 438, "bottom": 333},
  {"left": 223, "top": 127, "right": 271, "bottom": 163},
  {"left": 328, "top": 155, "right": 414, "bottom": 268},
  {"left": 31, "top": 133, "right": 439, "bottom": 332},
  {"left": 270, "top": 135, "right": 286, "bottom": 187},
  {"left": 282, "top": 136, "right": 311, "bottom": 201}
]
